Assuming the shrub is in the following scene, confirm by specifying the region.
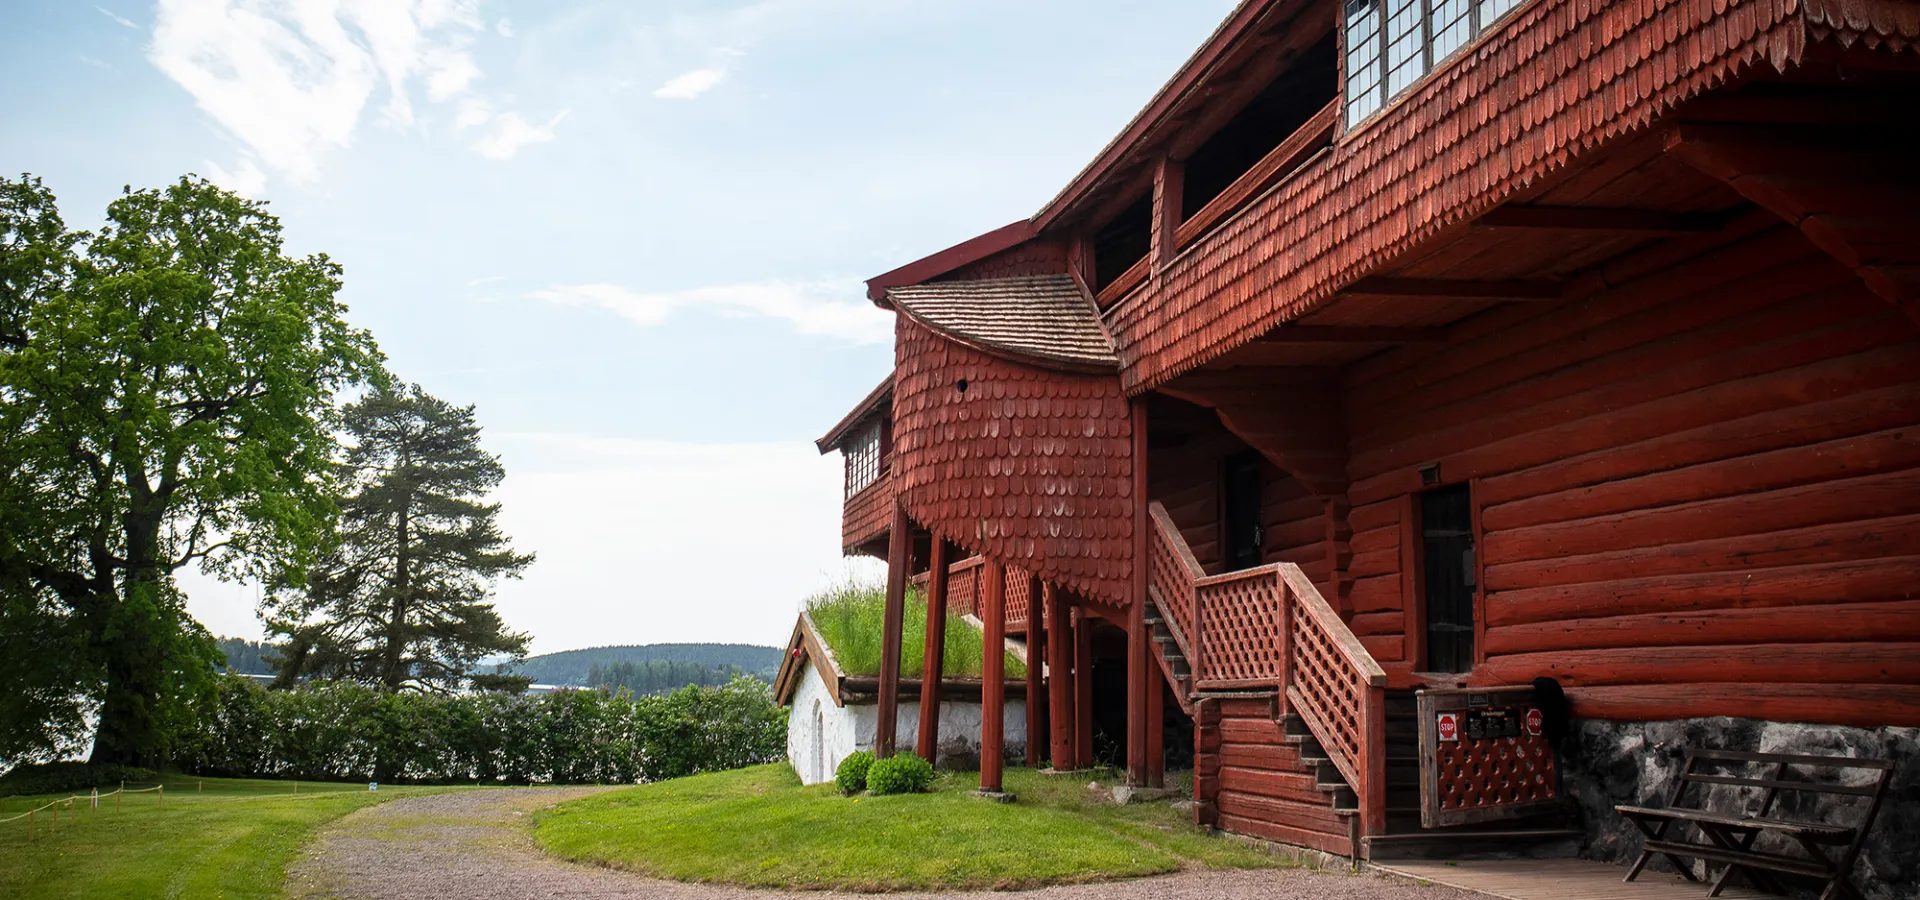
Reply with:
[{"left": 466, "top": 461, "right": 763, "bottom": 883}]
[
  {"left": 0, "top": 762, "right": 159, "bottom": 797},
  {"left": 865, "top": 753, "right": 934, "bottom": 795},
  {"left": 835, "top": 750, "right": 875, "bottom": 793}
]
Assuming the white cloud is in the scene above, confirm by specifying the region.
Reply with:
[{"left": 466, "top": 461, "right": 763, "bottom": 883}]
[
  {"left": 526, "top": 280, "right": 892, "bottom": 344},
  {"left": 149, "top": 0, "right": 555, "bottom": 185},
  {"left": 484, "top": 435, "right": 881, "bottom": 651},
  {"left": 97, "top": 6, "right": 138, "bottom": 28},
  {"left": 653, "top": 67, "right": 726, "bottom": 100},
  {"left": 469, "top": 110, "right": 568, "bottom": 160},
  {"left": 204, "top": 157, "right": 268, "bottom": 197},
  {"left": 495, "top": 17, "right": 514, "bottom": 37},
  {"left": 465, "top": 274, "right": 507, "bottom": 287}
]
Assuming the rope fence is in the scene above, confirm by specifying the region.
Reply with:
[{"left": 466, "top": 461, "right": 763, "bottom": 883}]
[{"left": 1, "top": 779, "right": 372, "bottom": 841}]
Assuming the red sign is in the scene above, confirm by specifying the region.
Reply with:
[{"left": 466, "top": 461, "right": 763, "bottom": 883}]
[
  {"left": 1436, "top": 712, "right": 1459, "bottom": 742},
  {"left": 1524, "top": 707, "right": 1544, "bottom": 737}
]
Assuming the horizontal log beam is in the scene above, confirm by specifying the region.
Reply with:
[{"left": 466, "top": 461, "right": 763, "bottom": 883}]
[
  {"left": 1475, "top": 204, "right": 1725, "bottom": 234},
  {"left": 1257, "top": 325, "right": 1446, "bottom": 344},
  {"left": 1343, "top": 277, "right": 1566, "bottom": 301}
]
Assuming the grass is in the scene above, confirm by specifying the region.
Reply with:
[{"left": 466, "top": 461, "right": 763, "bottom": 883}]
[
  {"left": 0, "top": 773, "right": 460, "bottom": 900},
  {"left": 806, "top": 579, "right": 1027, "bottom": 679},
  {"left": 533, "top": 763, "right": 1290, "bottom": 891}
]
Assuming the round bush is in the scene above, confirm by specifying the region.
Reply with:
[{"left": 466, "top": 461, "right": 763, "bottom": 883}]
[
  {"left": 834, "top": 750, "right": 875, "bottom": 794},
  {"left": 865, "top": 753, "right": 934, "bottom": 795}
]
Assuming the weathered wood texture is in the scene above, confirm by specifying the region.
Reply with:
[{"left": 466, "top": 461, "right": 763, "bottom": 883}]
[
  {"left": 892, "top": 319, "right": 1135, "bottom": 608},
  {"left": 1340, "top": 229, "right": 1920, "bottom": 727},
  {"left": 1108, "top": 0, "right": 1846, "bottom": 390},
  {"left": 1193, "top": 696, "right": 1354, "bottom": 857},
  {"left": 1150, "top": 439, "right": 1332, "bottom": 584},
  {"left": 842, "top": 473, "right": 894, "bottom": 555}
]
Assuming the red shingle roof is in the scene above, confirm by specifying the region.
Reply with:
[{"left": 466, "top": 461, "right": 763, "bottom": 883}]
[{"left": 886, "top": 275, "right": 1119, "bottom": 373}]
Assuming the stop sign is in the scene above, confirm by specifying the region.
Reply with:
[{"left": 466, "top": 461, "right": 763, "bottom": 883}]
[
  {"left": 1436, "top": 712, "right": 1459, "bottom": 742},
  {"left": 1524, "top": 707, "right": 1544, "bottom": 737}
]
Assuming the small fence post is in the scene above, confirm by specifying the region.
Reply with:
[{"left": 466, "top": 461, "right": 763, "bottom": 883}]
[
  {"left": 116, "top": 783, "right": 122, "bottom": 810},
  {"left": 91, "top": 788, "right": 99, "bottom": 810},
  {"left": 157, "top": 785, "right": 163, "bottom": 809}
]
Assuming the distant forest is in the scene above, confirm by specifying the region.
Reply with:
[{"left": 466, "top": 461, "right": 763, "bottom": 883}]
[
  {"left": 217, "top": 637, "right": 281, "bottom": 676},
  {"left": 513, "top": 643, "right": 781, "bottom": 687}
]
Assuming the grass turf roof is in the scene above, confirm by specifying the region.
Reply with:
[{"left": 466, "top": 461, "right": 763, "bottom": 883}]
[
  {"left": 534, "top": 763, "right": 1289, "bottom": 891},
  {"left": 804, "top": 580, "right": 1027, "bottom": 679}
]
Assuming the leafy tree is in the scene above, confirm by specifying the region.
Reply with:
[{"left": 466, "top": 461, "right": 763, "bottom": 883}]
[
  {"left": 0, "top": 174, "right": 380, "bottom": 765},
  {"left": 267, "top": 383, "right": 533, "bottom": 693}
]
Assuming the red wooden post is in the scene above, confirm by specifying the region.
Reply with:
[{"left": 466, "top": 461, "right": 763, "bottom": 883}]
[
  {"left": 876, "top": 500, "right": 913, "bottom": 759},
  {"left": 1363, "top": 685, "right": 1388, "bottom": 836},
  {"left": 1126, "top": 398, "right": 1151, "bottom": 787},
  {"left": 1151, "top": 156, "right": 1185, "bottom": 269},
  {"left": 917, "top": 538, "right": 952, "bottom": 761},
  {"left": 1073, "top": 608, "right": 1094, "bottom": 769},
  {"left": 1024, "top": 573, "right": 1045, "bottom": 768},
  {"left": 980, "top": 557, "right": 1008, "bottom": 793},
  {"left": 1145, "top": 654, "right": 1166, "bottom": 788},
  {"left": 1045, "top": 584, "right": 1075, "bottom": 769}
]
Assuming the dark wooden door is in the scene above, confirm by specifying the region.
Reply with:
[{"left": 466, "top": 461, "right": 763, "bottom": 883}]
[
  {"left": 1222, "top": 452, "right": 1264, "bottom": 571},
  {"left": 1420, "top": 484, "right": 1476, "bottom": 673}
]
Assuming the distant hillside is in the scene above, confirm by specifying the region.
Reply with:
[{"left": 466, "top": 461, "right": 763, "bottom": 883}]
[{"left": 512, "top": 643, "right": 782, "bottom": 687}]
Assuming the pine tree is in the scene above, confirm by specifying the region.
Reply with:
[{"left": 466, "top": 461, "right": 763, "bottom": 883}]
[{"left": 267, "top": 383, "right": 533, "bottom": 693}]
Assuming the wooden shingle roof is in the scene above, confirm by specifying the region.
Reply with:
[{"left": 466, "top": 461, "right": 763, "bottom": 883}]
[{"left": 886, "top": 275, "right": 1119, "bottom": 372}]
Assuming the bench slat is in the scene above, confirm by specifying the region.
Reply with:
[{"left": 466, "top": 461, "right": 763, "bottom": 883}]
[
  {"left": 1681, "top": 773, "right": 1882, "bottom": 797},
  {"left": 1688, "top": 749, "right": 1895, "bottom": 770},
  {"left": 1642, "top": 839, "right": 1837, "bottom": 879},
  {"left": 1615, "top": 805, "right": 1855, "bottom": 842}
]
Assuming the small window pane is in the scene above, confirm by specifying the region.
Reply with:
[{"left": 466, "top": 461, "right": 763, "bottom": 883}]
[
  {"left": 1431, "top": 0, "right": 1474, "bottom": 62},
  {"left": 1344, "top": 0, "right": 1384, "bottom": 123},
  {"left": 1384, "top": 0, "right": 1426, "bottom": 97},
  {"left": 845, "top": 423, "right": 882, "bottom": 499}
]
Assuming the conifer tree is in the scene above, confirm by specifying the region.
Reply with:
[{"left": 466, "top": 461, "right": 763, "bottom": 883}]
[{"left": 268, "top": 383, "right": 533, "bottom": 693}]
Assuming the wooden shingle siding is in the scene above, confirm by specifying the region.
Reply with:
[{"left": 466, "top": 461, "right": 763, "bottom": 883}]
[
  {"left": 842, "top": 473, "right": 893, "bottom": 555},
  {"left": 1338, "top": 227, "right": 1920, "bottom": 727},
  {"left": 891, "top": 319, "right": 1136, "bottom": 608},
  {"left": 1108, "top": 0, "right": 1825, "bottom": 391}
]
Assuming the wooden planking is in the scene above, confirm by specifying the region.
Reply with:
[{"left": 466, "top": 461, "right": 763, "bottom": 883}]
[
  {"left": 1477, "top": 642, "right": 1920, "bottom": 687},
  {"left": 1569, "top": 683, "right": 1920, "bottom": 728},
  {"left": 1485, "top": 599, "right": 1920, "bottom": 655},
  {"left": 1486, "top": 556, "right": 1920, "bottom": 628},
  {"left": 1200, "top": 701, "right": 1352, "bottom": 854}
]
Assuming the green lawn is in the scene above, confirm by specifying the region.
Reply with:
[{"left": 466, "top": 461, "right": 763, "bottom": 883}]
[
  {"left": 534, "top": 763, "right": 1288, "bottom": 891},
  {"left": 0, "top": 774, "right": 460, "bottom": 900},
  {"left": 807, "top": 580, "right": 1027, "bottom": 678}
]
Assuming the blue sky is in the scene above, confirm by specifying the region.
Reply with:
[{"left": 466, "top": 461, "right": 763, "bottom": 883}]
[{"left": 1, "top": 0, "right": 1237, "bottom": 653}]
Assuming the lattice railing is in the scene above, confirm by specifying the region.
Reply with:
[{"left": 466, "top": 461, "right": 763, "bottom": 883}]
[
  {"left": 909, "top": 555, "right": 1033, "bottom": 633},
  {"left": 1147, "top": 501, "right": 1388, "bottom": 835}
]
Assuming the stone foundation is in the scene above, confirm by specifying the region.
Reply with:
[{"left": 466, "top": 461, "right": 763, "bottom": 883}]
[{"left": 1558, "top": 717, "right": 1918, "bottom": 900}]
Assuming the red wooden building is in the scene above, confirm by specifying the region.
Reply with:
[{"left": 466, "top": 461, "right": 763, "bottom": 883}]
[{"left": 816, "top": 0, "right": 1918, "bottom": 883}]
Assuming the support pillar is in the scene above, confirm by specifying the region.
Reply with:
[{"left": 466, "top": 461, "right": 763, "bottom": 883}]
[
  {"left": 1045, "top": 585, "right": 1074, "bottom": 770},
  {"left": 1145, "top": 652, "right": 1166, "bottom": 788},
  {"left": 1073, "top": 608, "right": 1094, "bottom": 769},
  {"left": 1023, "top": 573, "right": 1044, "bottom": 769},
  {"left": 876, "top": 501, "right": 912, "bottom": 759},
  {"left": 980, "top": 557, "right": 1008, "bottom": 793},
  {"left": 916, "top": 538, "right": 951, "bottom": 762},
  {"left": 1126, "top": 398, "right": 1151, "bottom": 786}
]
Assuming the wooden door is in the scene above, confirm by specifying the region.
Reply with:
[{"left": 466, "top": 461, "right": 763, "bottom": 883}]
[
  {"left": 1221, "top": 451, "right": 1264, "bottom": 571},
  {"left": 1420, "top": 484, "right": 1476, "bottom": 673}
]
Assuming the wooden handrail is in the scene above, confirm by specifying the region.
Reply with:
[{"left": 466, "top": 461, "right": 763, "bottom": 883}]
[
  {"left": 1173, "top": 100, "right": 1338, "bottom": 249},
  {"left": 1280, "top": 565, "right": 1386, "bottom": 687},
  {"left": 1094, "top": 255, "right": 1151, "bottom": 307}
]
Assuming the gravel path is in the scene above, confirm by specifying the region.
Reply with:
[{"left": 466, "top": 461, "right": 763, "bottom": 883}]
[{"left": 286, "top": 787, "right": 1489, "bottom": 900}]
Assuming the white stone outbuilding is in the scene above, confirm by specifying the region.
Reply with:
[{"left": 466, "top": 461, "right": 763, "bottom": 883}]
[{"left": 775, "top": 613, "right": 1026, "bottom": 785}]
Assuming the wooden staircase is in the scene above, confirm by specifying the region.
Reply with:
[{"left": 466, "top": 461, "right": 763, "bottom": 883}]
[{"left": 1144, "top": 500, "right": 1580, "bottom": 861}]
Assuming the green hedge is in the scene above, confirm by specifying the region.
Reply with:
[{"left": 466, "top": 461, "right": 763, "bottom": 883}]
[
  {"left": 171, "top": 674, "right": 786, "bottom": 785},
  {"left": 866, "top": 753, "right": 934, "bottom": 795},
  {"left": 0, "top": 762, "right": 159, "bottom": 797},
  {"left": 835, "top": 750, "right": 875, "bottom": 794}
]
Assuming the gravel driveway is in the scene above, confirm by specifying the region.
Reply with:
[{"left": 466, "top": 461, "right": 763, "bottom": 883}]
[{"left": 286, "top": 787, "right": 1488, "bottom": 900}]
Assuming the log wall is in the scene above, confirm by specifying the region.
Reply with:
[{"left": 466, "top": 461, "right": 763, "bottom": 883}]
[
  {"left": 1150, "top": 442, "right": 1330, "bottom": 583},
  {"left": 1338, "top": 225, "right": 1920, "bottom": 728}
]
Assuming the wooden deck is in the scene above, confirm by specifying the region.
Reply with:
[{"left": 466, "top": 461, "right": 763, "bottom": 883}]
[{"left": 1373, "top": 859, "right": 1776, "bottom": 900}]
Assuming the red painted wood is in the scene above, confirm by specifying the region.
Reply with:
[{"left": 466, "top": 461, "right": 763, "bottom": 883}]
[
  {"left": 1074, "top": 608, "right": 1094, "bottom": 769},
  {"left": 1024, "top": 572, "right": 1045, "bottom": 769},
  {"left": 1045, "top": 584, "right": 1075, "bottom": 768},
  {"left": 916, "top": 538, "right": 951, "bottom": 761},
  {"left": 981, "top": 557, "right": 1007, "bottom": 791},
  {"left": 865, "top": 220, "right": 1036, "bottom": 301},
  {"left": 877, "top": 501, "right": 912, "bottom": 759},
  {"left": 1128, "top": 399, "right": 1151, "bottom": 787}
]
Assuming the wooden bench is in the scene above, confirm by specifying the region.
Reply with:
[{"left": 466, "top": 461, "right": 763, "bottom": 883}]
[{"left": 1616, "top": 748, "right": 1894, "bottom": 900}]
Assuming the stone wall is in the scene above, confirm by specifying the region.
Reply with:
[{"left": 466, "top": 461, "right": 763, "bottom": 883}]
[{"left": 1559, "top": 717, "right": 1918, "bottom": 900}]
